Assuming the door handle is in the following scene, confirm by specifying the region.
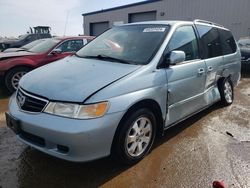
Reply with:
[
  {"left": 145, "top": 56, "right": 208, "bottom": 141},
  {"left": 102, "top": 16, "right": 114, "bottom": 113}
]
[
  {"left": 207, "top": 66, "right": 213, "bottom": 72},
  {"left": 198, "top": 68, "right": 205, "bottom": 75}
]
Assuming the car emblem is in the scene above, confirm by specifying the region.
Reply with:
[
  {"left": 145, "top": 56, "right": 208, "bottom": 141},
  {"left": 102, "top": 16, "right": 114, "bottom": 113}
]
[{"left": 17, "top": 92, "right": 26, "bottom": 107}]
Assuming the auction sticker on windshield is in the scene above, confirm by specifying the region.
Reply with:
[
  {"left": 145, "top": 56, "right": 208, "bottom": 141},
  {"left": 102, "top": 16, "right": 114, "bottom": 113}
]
[{"left": 143, "top": 28, "right": 166, "bottom": 32}]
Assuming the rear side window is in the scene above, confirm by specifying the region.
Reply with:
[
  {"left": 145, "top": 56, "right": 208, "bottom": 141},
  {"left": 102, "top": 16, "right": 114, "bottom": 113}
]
[
  {"left": 168, "top": 26, "right": 199, "bottom": 61},
  {"left": 219, "top": 29, "right": 236, "bottom": 55},
  {"left": 196, "top": 25, "right": 223, "bottom": 58},
  {"left": 56, "top": 40, "right": 84, "bottom": 52}
]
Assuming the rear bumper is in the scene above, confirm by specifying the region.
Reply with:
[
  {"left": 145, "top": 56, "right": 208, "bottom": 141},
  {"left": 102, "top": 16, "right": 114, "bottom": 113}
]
[{"left": 8, "top": 94, "right": 125, "bottom": 162}]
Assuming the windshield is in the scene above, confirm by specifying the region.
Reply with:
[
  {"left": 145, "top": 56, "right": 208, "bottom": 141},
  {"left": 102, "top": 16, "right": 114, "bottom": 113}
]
[
  {"left": 22, "top": 39, "right": 46, "bottom": 50},
  {"left": 28, "top": 38, "right": 60, "bottom": 53},
  {"left": 18, "top": 34, "right": 29, "bottom": 40},
  {"left": 76, "top": 25, "right": 169, "bottom": 65}
]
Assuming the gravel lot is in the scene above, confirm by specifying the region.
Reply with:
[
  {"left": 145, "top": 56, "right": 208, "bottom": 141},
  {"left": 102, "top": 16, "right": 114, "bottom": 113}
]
[{"left": 0, "top": 71, "right": 250, "bottom": 188}]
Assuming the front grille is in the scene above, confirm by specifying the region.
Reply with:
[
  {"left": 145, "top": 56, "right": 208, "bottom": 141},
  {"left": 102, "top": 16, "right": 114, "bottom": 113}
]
[{"left": 16, "top": 89, "right": 48, "bottom": 113}]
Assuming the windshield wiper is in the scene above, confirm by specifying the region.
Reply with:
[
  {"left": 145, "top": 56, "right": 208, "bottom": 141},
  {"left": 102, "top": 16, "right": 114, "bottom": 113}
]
[{"left": 81, "top": 54, "right": 132, "bottom": 64}]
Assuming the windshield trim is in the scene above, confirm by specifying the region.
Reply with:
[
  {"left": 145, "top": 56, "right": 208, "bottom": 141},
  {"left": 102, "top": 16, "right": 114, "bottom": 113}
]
[{"left": 76, "top": 24, "right": 170, "bottom": 65}]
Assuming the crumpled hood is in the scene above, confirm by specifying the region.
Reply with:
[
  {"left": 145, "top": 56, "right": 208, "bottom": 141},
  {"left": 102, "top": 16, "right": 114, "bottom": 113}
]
[
  {"left": 0, "top": 51, "right": 34, "bottom": 60},
  {"left": 19, "top": 56, "right": 141, "bottom": 102}
]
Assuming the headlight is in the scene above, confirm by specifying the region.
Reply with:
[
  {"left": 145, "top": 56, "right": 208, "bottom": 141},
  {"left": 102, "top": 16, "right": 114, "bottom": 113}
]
[{"left": 44, "top": 101, "right": 109, "bottom": 119}]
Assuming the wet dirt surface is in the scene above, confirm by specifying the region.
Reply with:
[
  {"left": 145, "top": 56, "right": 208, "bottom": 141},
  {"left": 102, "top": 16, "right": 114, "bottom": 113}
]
[{"left": 0, "top": 73, "right": 250, "bottom": 188}]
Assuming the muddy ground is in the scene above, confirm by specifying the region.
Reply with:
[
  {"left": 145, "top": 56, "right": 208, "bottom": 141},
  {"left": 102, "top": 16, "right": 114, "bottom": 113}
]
[{"left": 0, "top": 72, "right": 250, "bottom": 188}]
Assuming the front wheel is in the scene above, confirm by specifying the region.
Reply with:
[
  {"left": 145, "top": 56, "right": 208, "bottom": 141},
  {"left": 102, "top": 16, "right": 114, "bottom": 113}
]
[
  {"left": 218, "top": 78, "right": 234, "bottom": 106},
  {"left": 5, "top": 67, "right": 31, "bottom": 93},
  {"left": 112, "top": 108, "right": 156, "bottom": 164}
]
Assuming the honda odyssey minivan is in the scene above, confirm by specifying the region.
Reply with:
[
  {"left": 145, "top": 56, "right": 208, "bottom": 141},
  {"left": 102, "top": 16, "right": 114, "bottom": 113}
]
[{"left": 6, "top": 20, "right": 241, "bottom": 164}]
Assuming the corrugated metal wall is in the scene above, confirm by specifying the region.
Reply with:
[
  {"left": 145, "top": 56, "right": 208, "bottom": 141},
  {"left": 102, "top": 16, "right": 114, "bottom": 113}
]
[
  {"left": 83, "top": 0, "right": 250, "bottom": 39},
  {"left": 161, "top": 0, "right": 250, "bottom": 39},
  {"left": 128, "top": 11, "right": 157, "bottom": 23}
]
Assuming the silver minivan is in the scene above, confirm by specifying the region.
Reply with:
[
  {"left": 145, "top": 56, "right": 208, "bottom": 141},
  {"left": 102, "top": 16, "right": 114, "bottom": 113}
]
[{"left": 6, "top": 20, "right": 241, "bottom": 164}]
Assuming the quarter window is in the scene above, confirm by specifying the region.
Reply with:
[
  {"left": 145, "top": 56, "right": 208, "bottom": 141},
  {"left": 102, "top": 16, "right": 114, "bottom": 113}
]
[
  {"left": 168, "top": 26, "right": 199, "bottom": 61},
  {"left": 219, "top": 29, "right": 236, "bottom": 55},
  {"left": 196, "top": 25, "right": 223, "bottom": 58}
]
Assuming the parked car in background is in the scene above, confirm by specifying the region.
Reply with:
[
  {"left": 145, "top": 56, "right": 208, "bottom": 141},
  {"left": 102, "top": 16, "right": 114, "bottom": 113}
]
[
  {"left": 6, "top": 20, "right": 241, "bottom": 164},
  {"left": 0, "top": 36, "right": 94, "bottom": 92},
  {"left": 238, "top": 38, "right": 250, "bottom": 65},
  {"left": 238, "top": 38, "right": 250, "bottom": 48},
  {"left": 240, "top": 48, "right": 250, "bottom": 64},
  {"left": 3, "top": 39, "right": 46, "bottom": 53},
  {"left": 0, "top": 34, "right": 51, "bottom": 52},
  {"left": 0, "top": 26, "right": 52, "bottom": 51}
]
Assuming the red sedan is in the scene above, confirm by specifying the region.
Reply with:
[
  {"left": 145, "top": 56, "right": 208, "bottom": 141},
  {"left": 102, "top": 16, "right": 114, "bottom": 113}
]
[{"left": 0, "top": 36, "right": 94, "bottom": 92}]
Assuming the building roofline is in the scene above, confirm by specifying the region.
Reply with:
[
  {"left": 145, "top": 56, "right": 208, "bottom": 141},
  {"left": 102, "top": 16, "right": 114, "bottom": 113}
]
[{"left": 82, "top": 0, "right": 162, "bottom": 16}]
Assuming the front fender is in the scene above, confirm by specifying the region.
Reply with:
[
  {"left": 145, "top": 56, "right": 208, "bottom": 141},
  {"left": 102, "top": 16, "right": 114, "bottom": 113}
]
[
  {"left": 85, "top": 68, "right": 168, "bottom": 119},
  {"left": 99, "top": 85, "right": 167, "bottom": 120}
]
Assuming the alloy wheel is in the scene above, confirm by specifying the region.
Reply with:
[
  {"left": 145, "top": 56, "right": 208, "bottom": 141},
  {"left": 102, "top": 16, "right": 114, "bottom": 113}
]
[
  {"left": 224, "top": 81, "right": 233, "bottom": 103},
  {"left": 125, "top": 117, "right": 152, "bottom": 157},
  {"left": 11, "top": 71, "right": 27, "bottom": 90}
]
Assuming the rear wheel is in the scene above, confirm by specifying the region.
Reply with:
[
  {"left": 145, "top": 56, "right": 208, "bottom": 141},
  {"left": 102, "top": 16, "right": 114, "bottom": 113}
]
[
  {"left": 218, "top": 78, "right": 234, "bottom": 106},
  {"left": 5, "top": 67, "right": 31, "bottom": 93},
  {"left": 112, "top": 108, "right": 156, "bottom": 164}
]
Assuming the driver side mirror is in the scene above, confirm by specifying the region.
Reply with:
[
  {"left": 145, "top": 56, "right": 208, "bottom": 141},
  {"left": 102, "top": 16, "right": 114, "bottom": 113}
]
[
  {"left": 167, "top": 50, "right": 186, "bottom": 65},
  {"left": 51, "top": 48, "right": 62, "bottom": 55}
]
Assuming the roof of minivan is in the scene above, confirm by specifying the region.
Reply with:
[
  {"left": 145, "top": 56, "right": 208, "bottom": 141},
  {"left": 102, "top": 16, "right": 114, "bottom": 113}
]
[
  {"left": 121, "top": 20, "right": 228, "bottom": 30},
  {"left": 122, "top": 20, "right": 186, "bottom": 26}
]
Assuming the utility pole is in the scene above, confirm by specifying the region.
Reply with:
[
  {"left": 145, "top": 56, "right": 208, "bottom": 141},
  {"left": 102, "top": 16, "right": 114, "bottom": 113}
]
[
  {"left": 63, "top": 10, "right": 70, "bottom": 36},
  {"left": 82, "top": 16, "right": 85, "bottom": 35}
]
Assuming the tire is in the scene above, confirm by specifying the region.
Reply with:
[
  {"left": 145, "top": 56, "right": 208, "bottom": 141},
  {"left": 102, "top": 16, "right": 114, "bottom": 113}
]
[
  {"left": 5, "top": 67, "right": 31, "bottom": 93},
  {"left": 218, "top": 77, "right": 234, "bottom": 106},
  {"left": 112, "top": 108, "right": 157, "bottom": 165}
]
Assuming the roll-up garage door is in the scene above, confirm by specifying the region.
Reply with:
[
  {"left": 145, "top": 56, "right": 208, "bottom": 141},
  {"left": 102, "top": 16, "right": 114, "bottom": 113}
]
[
  {"left": 128, "top": 11, "right": 157, "bottom": 23},
  {"left": 90, "top": 22, "right": 109, "bottom": 36}
]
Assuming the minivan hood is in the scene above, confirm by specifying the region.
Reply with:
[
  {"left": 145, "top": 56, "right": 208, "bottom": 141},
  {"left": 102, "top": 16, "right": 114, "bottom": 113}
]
[
  {"left": 0, "top": 51, "right": 34, "bottom": 60},
  {"left": 20, "top": 56, "right": 141, "bottom": 102}
]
